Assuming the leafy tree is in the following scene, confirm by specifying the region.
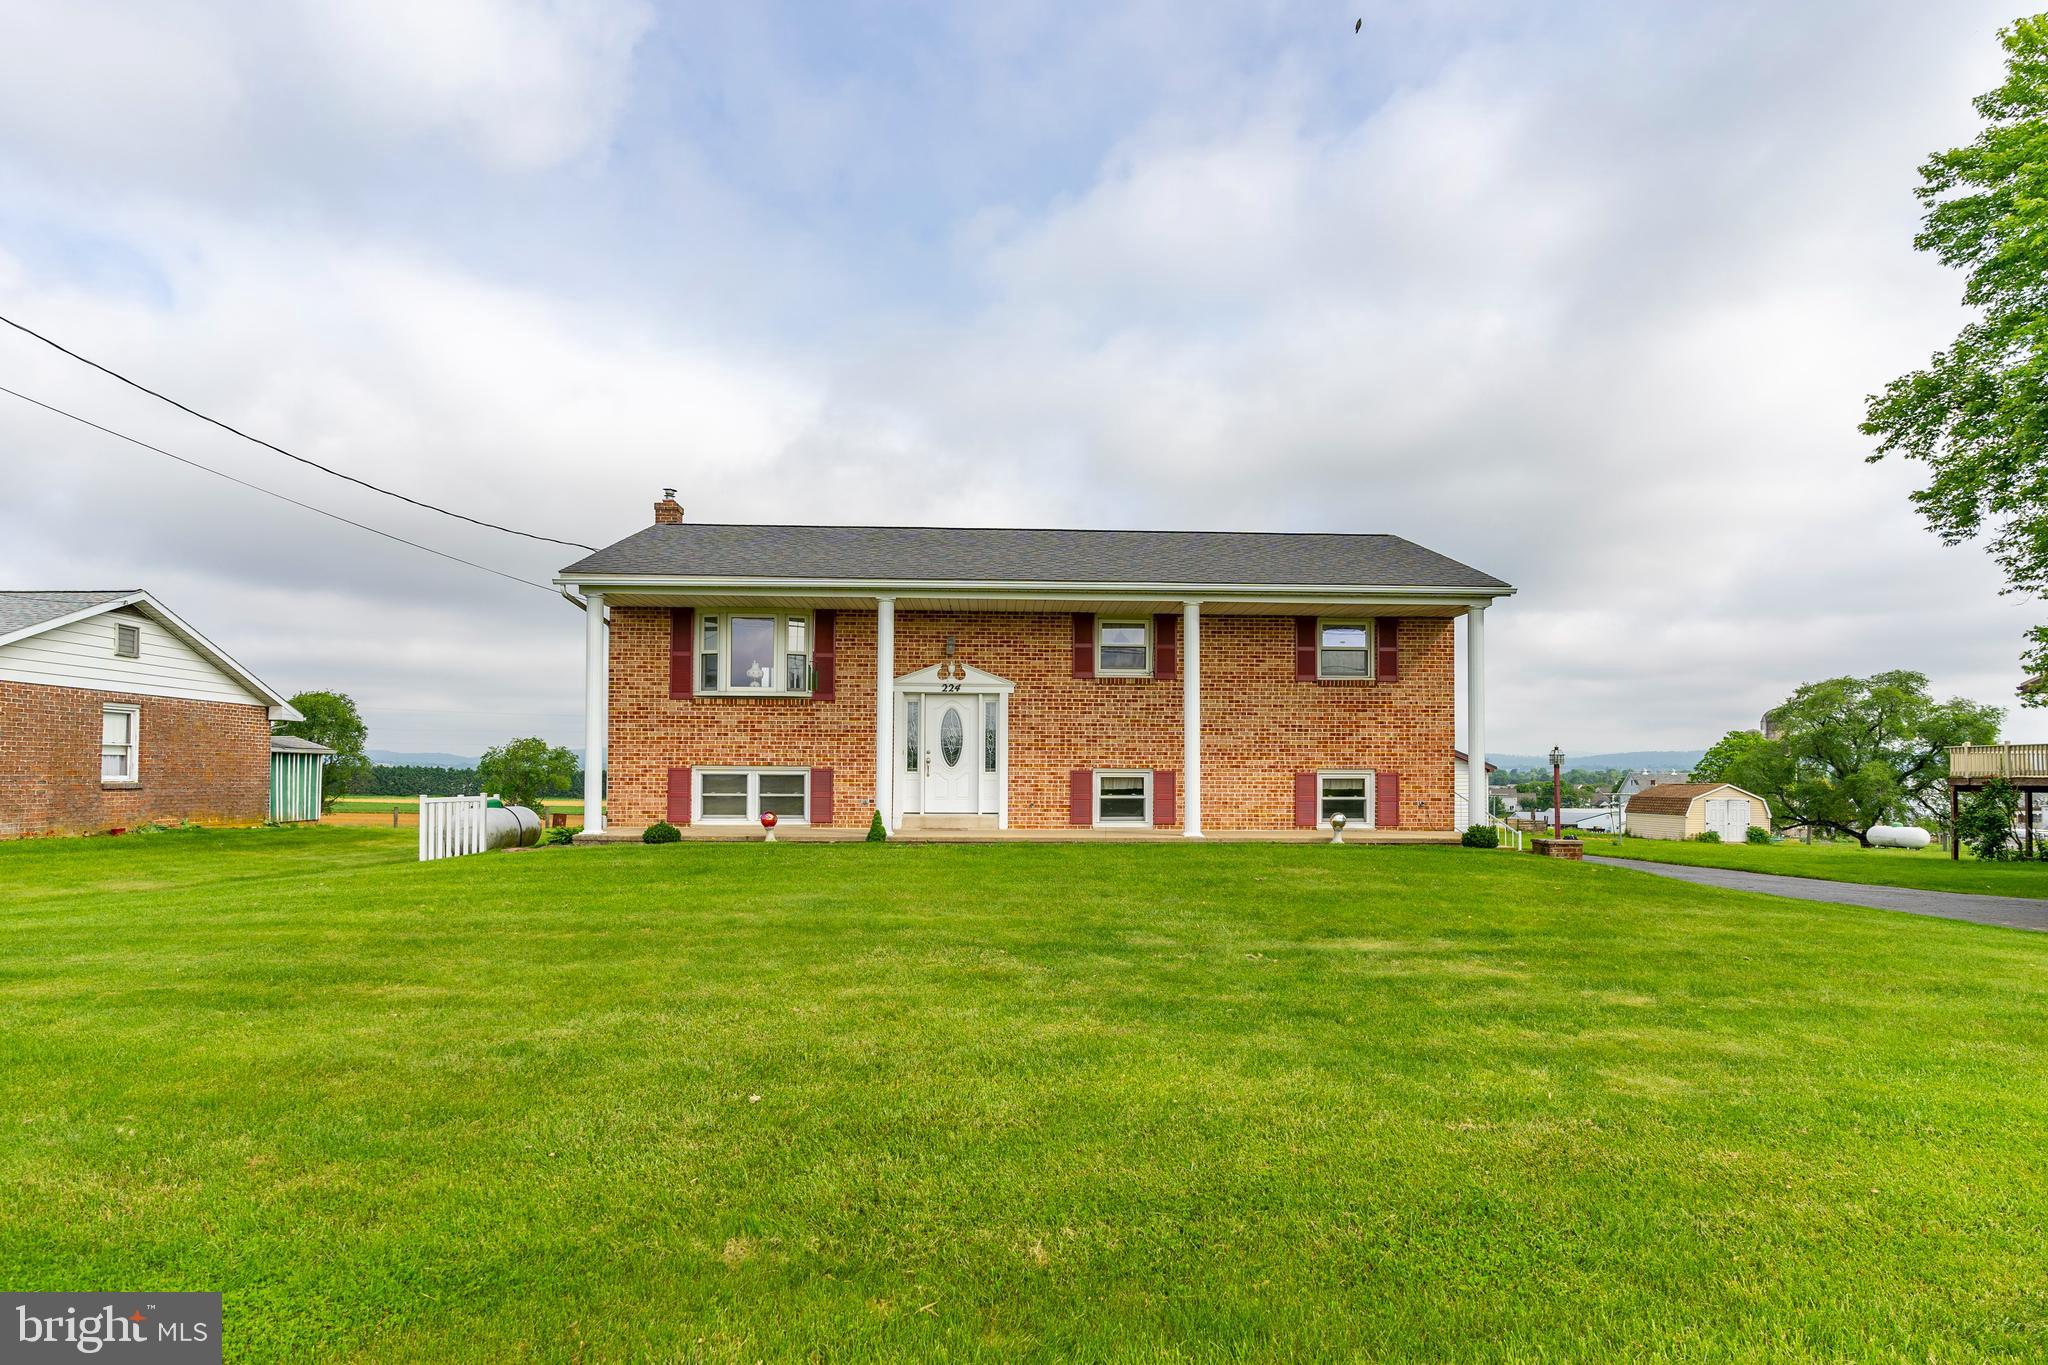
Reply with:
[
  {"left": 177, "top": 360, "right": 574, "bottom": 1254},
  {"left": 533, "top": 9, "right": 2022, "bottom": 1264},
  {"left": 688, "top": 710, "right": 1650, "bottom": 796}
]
[
  {"left": 1690, "top": 729, "right": 1773, "bottom": 784},
  {"left": 1863, "top": 19, "right": 2048, "bottom": 692},
  {"left": 273, "top": 691, "right": 370, "bottom": 811},
  {"left": 1706, "top": 671, "right": 2000, "bottom": 845},
  {"left": 1958, "top": 778, "right": 2021, "bottom": 860},
  {"left": 478, "top": 737, "right": 578, "bottom": 810}
]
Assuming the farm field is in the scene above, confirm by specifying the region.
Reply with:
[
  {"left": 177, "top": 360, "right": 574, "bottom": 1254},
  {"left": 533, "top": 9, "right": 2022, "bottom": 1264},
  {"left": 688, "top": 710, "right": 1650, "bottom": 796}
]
[
  {"left": 2, "top": 828, "right": 2044, "bottom": 1361},
  {"left": 1576, "top": 833, "right": 2048, "bottom": 898}
]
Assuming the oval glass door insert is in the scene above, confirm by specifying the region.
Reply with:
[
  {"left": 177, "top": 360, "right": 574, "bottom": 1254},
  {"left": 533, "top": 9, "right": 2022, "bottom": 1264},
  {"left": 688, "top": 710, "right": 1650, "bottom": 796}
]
[{"left": 940, "top": 707, "right": 964, "bottom": 766}]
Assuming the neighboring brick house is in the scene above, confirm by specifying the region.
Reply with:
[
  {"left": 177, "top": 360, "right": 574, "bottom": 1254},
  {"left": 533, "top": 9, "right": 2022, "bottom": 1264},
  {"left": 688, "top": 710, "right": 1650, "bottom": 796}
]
[
  {"left": 557, "top": 498, "right": 1513, "bottom": 838},
  {"left": 0, "top": 591, "right": 302, "bottom": 837}
]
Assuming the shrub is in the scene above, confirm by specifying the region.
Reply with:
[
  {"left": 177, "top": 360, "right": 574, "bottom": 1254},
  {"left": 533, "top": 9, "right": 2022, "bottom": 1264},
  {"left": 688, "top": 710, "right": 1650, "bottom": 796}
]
[
  {"left": 1745, "top": 825, "right": 1771, "bottom": 845},
  {"left": 1461, "top": 824, "right": 1500, "bottom": 849},
  {"left": 1959, "top": 779, "right": 2020, "bottom": 861},
  {"left": 1692, "top": 830, "right": 1722, "bottom": 843},
  {"left": 544, "top": 826, "right": 576, "bottom": 846},
  {"left": 643, "top": 821, "right": 681, "bottom": 845},
  {"left": 867, "top": 810, "right": 888, "bottom": 843}
]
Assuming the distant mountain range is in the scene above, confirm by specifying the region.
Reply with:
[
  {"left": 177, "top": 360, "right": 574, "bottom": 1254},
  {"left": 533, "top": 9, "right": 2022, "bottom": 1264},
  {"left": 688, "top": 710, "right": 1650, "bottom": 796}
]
[
  {"left": 367, "top": 750, "right": 480, "bottom": 768},
  {"left": 1490, "top": 750, "right": 1704, "bottom": 771}
]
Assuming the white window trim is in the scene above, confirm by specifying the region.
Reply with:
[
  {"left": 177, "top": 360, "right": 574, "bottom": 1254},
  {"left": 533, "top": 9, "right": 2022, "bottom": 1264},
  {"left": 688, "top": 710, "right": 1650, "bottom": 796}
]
[
  {"left": 694, "top": 766, "right": 811, "bottom": 824},
  {"left": 101, "top": 704, "right": 140, "bottom": 785},
  {"left": 1315, "top": 617, "right": 1375, "bottom": 682},
  {"left": 1093, "top": 769, "right": 1153, "bottom": 826},
  {"left": 113, "top": 621, "right": 141, "bottom": 659},
  {"left": 1317, "top": 769, "right": 1375, "bottom": 829},
  {"left": 1095, "top": 618, "right": 1153, "bottom": 677},
  {"left": 696, "top": 611, "right": 815, "bottom": 696}
]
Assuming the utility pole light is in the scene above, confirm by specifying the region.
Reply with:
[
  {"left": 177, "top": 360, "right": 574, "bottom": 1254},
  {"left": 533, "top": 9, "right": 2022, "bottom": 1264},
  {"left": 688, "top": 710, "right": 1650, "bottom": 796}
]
[{"left": 1549, "top": 746, "right": 1565, "bottom": 838}]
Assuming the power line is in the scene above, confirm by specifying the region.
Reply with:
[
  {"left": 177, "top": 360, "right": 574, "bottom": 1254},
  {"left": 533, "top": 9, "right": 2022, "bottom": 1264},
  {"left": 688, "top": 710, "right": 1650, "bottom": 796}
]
[
  {"left": 0, "top": 312, "right": 595, "bottom": 551},
  {"left": 0, "top": 382, "right": 561, "bottom": 595}
]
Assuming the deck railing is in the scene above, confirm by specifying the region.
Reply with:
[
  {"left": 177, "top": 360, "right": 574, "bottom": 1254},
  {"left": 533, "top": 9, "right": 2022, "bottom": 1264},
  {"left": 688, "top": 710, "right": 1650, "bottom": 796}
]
[{"left": 1949, "top": 743, "right": 2048, "bottom": 782}]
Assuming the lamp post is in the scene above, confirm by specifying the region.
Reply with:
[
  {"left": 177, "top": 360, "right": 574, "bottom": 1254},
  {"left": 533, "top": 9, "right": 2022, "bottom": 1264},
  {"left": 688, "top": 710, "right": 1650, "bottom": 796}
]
[{"left": 1549, "top": 745, "right": 1565, "bottom": 838}]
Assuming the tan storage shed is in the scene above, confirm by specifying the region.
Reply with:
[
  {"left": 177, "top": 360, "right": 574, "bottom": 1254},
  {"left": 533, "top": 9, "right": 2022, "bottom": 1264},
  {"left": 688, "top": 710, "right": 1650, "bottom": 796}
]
[{"left": 1624, "top": 782, "right": 1770, "bottom": 841}]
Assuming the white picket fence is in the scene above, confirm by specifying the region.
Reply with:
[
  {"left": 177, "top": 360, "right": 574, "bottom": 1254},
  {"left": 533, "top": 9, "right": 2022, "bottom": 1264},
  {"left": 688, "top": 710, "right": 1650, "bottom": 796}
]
[{"left": 419, "top": 794, "right": 490, "bottom": 862}]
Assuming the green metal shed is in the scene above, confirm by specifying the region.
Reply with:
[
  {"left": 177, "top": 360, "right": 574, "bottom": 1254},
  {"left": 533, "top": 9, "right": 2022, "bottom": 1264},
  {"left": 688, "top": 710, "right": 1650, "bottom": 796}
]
[{"left": 269, "top": 735, "right": 334, "bottom": 822}]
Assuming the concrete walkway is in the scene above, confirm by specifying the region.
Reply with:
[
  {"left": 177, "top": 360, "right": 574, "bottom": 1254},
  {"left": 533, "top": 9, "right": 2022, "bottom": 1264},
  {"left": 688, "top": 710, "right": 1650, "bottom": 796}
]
[{"left": 1584, "top": 856, "right": 2048, "bottom": 933}]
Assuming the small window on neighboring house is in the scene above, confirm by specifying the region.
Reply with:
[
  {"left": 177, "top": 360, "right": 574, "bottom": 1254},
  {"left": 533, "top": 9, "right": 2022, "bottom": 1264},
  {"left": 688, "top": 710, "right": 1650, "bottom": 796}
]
[
  {"left": 1097, "top": 620, "right": 1150, "bottom": 675},
  {"left": 1095, "top": 771, "right": 1151, "bottom": 825},
  {"left": 1319, "top": 771, "right": 1372, "bottom": 827},
  {"left": 114, "top": 623, "right": 140, "bottom": 659},
  {"left": 1318, "top": 621, "right": 1372, "bottom": 679},
  {"left": 101, "top": 706, "right": 139, "bottom": 782}
]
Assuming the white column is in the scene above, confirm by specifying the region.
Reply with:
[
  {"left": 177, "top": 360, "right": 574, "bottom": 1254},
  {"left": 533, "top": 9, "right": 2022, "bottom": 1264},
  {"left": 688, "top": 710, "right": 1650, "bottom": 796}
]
[
  {"left": 583, "top": 591, "right": 607, "bottom": 835},
  {"left": 1467, "top": 603, "right": 1487, "bottom": 829},
  {"left": 1183, "top": 599, "right": 1202, "bottom": 837},
  {"left": 875, "top": 596, "right": 896, "bottom": 831}
]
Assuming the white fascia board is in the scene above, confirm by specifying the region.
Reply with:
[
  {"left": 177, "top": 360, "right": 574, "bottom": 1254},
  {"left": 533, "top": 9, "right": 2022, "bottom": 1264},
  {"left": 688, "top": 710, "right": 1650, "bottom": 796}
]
[
  {"left": 0, "top": 591, "right": 302, "bottom": 716},
  {"left": 552, "top": 575, "right": 1514, "bottom": 605}
]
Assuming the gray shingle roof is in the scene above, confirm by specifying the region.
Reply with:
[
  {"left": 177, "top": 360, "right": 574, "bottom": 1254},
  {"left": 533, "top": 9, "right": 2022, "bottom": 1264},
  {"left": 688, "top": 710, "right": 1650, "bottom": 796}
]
[
  {"left": 0, "top": 590, "right": 137, "bottom": 638},
  {"left": 560, "top": 525, "right": 1509, "bottom": 591},
  {"left": 269, "top": 734, "right": 337, "bottom": 755}
]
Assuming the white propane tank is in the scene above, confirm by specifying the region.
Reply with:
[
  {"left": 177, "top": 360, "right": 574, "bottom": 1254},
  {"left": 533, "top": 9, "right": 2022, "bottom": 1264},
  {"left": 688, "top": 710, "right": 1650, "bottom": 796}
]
[
  {"left": 1868, "top": 824, "right": 1931, "bottom": 850},
  {"left": 484, "top": 802, "right": 543, "bottom": 850}
]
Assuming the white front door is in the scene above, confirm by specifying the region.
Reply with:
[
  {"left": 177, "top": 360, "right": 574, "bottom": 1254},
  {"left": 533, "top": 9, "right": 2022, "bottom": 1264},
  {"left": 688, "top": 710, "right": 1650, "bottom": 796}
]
[{"left": 922, "top": 694, "right": 980, "bottom": 813}]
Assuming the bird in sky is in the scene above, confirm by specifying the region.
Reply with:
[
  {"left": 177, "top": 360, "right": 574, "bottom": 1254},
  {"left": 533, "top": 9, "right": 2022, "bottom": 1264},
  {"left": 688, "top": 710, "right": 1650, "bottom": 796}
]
[{"left": 1355, "top": 17, "right": 1362, "bottom": 32}]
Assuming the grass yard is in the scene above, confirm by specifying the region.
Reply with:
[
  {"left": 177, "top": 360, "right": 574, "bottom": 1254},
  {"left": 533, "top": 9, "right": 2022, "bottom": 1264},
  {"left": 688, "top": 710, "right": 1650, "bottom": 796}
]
[
  {"left": 3, "top": 828, "right": 2046, "bottom": 1361},
  {"left": 1577, "top": 833, "right": 2048, "bottom": 898}
]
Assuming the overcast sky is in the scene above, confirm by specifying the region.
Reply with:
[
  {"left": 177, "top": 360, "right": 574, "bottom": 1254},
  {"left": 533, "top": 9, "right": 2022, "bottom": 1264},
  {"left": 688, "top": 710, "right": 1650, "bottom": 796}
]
[{"left": 0, "top": 0, "right": 2038, "bottom": 760}]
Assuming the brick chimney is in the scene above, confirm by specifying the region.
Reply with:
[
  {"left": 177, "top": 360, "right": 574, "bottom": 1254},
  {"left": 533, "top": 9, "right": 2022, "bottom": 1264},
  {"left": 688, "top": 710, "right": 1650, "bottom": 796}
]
[{"left": 654, "top": 488, "right": 684, "bottom": 525}]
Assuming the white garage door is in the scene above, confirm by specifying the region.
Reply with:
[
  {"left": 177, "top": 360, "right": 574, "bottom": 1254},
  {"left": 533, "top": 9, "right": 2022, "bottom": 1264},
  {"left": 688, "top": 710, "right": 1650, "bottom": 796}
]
[{"left": 1704, "top": 798, "right": 1749, "bottom": 842}]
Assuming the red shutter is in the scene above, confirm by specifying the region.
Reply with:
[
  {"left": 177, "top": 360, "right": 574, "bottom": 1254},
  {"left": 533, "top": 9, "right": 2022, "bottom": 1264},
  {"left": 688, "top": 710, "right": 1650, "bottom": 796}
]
[
  {"left": 1295, "top": 616, "right": 1317, "bottom": 681},
  {"left": 666, "top": 766, "right": 691, "bottom": 825},
  {"left": 1153, "top": 614, "right": 1176, "bottom": 680},
  {"left": 669, "top": 607, "right": 694, "bottom": 699},
  {"left": 1376, "top": 771, "right": 1401, "bottom": 828},
  {"left": 1376, "top": 618, "right": 1400, "bottom": 682},
  {"left": 1294, "top": 772, "right": 1317, "bottom": 827},
  {"left": 810, "top": 767, "right": 834, "bottom": 825},
  {"left": 1072, "top": 614, "right": 1095, "bottom": 679},
  {"left": 813, "top": 610, "right": 836, "bottom": 701},
  {"left": 1153, "top": 770, "right": 1175, "bottom": 827},
  {"left": 1069, "top": 770, "right": 1093, "bottom": 825}
]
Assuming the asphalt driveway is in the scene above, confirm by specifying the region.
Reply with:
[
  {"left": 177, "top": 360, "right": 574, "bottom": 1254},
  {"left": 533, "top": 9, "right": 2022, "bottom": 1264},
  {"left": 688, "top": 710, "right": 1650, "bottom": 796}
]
[{"left": 1584, "top": 856, "right": 2048, "bottom": 933}]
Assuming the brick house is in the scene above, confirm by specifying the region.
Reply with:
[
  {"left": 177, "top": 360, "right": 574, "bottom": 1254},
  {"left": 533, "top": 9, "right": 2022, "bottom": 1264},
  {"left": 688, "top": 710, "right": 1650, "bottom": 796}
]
[
  {"left": 557, "top": 497, "right": 1512, "bottom": 838},
  {"left": 0, "top": 591, "right": 302, "bottom": 837}
]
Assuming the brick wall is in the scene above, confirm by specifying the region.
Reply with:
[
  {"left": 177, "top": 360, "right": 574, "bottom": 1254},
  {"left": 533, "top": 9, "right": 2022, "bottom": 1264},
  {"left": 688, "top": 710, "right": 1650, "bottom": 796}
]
[
  {"left": 0, "top": 682, "right": 271, "bottom": 837},
  {"left": 609, "top": 606, "right": 1458, "bottom": 831}
]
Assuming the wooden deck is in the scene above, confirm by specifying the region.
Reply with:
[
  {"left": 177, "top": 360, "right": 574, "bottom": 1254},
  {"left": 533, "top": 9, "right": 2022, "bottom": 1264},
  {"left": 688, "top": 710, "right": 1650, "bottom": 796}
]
[{"left": 1949, "top": 743, "right": 2048, "bottom": 787}]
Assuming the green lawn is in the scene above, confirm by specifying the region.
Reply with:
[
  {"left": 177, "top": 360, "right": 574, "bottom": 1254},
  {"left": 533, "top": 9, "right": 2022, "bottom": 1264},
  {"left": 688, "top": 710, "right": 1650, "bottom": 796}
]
[
  {"left": 1577, "top": 833, "right": 2048, "bottom": 898},
  {"left": 3, "top": 828, "right": 2046, "bottom": 1361}
]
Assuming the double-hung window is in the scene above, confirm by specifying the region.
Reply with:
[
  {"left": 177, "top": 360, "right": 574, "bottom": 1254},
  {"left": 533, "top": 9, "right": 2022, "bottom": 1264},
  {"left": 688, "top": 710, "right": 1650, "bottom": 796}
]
[
  {"left": 1318, "top": 771, "right": 1373, "bottom": 827},
  {"left": 1318, "top": 620, "right": 1373, "bottom": 679},
  {"left": 697, "top": 612, "right": 813, "bottom": 693},
  {"left": 1094, "top": 771, "right": 1151, "bottom": 825},
  {"left": 697, "top": 768, "right": 810, "bottom": 823},
  {"left": 101, "top": 705, "right": 139, "bottom": 783},
  {"left": 1096, "top": 619, "right": 1151, "bottom": 675}
]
